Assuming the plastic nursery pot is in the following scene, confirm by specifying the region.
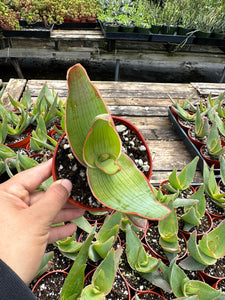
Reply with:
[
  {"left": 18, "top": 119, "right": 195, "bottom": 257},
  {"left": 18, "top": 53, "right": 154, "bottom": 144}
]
[
  {"left": 131, "top": 290, "right": 166, "bottom": 300},
  {"left": 31, "top": 270, "right": 68, "bottom": 298},
  {"left": 159, "top": 179, "right": 195, "bottom": 196},
  {"left": 188, "top": 127, "right": 206, "bottom": 149},
  {"left": 179, "top": 210, "right": 213, "bottom": 239},
  {"left": 194, "top": 30, "right": 212, "bottom": 38},
  {"left": 103, "top": 22, "right": 120, "bottom": 33},
  {"left": 213, "top": 278, "right": 225, "bottom": 291},
  {"left": 198, "top": 256, "right": 225, "bottom": 284},
  {"left": 144, "top": 222, "right": 188, "bottom": 263},
  {"left": 161, "top": 25, "right": 177, "bottom": 35},
  {"left": 200, "top": 145, "right": 220, "bottom": 169},
  {"left": 6, "top": 128, "right": 31, "bottom": 150}
]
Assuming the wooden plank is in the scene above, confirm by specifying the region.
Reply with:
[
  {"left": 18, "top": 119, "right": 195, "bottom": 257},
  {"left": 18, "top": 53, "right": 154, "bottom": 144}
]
[
  {"left": 191, "top": 82, "right": 225, "bottom": 96},
  {"left": 0, "top": 48, "right": 96, "bottom": 59},
  {"left": 1, "top": 79, "right": 26, "bottom": 109},
  {"left": 150, "top": 171, "right": 203, "bottom": 185}
]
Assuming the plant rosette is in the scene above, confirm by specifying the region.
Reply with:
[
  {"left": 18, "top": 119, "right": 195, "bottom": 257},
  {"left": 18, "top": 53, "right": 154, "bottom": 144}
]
[
  {"left": 118, "top": 244, "right": 157, "bottom": 293},
  {"left": 84, "top": 268, "right": 131, "bottom": 300},
  {"left": 200, "top": 145, "right": 221, "bottom": 169},
  {"left": 52, "top": 64, "right": 169, "bottom": 221},
  {"left": 52, "top": 114, "right": 153, "bottom": 212},
  {"left": 188, "top": 126, "right": 207, "bottom": 149},
  {"left": 144, "top": 221, "right": 188, "bottom": 263}
]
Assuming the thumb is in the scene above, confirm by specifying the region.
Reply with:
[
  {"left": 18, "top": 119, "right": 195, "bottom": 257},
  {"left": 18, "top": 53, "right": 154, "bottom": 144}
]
[{"left": 31, "top": 179, "right": 72, "bottom": 225}]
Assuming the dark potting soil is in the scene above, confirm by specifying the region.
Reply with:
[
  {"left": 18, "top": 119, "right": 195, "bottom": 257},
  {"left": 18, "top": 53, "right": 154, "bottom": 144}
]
[
  {"left": 203, "top": 256, "right": 225, "bottom": 279},
  {"left": 32, "top": 271, "right": 67, "bottom": 299},
  {"left": 205, "top": 194, "right": 225, "bottom": 217},
  {"left": 217, "top": 279, "right": 225, "bottom": 292},
  {"left": 55, "top": 120, "right": 150, "bottom": 209}
]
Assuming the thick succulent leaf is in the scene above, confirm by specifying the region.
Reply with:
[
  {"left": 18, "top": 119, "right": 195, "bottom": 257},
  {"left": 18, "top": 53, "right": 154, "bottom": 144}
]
[
  {"left": 61, "top": 226, "right": 95, "bottom": 299},
  {"left": 92, "top": 247, "right": 122, "bottom": 295},
  {"left": 126, "top": 224, "right": 159, "bottom": 273},
  {"left": 159, "top": 201, "right": 178, "bottom": 244},
  {"left": 66, "top": 64, "right": 110, "bottom": 165},
  {"left": 80, "top": 285, "right": 105, "bottom": 300},
  {"left": 184, "top": 280, "right": 221, "bottom": 300},
  {"left": 61, "top": 265, "right": 86, "bottom": 300},
  {"left": 168, "top": 260, "right": 188, "bottom": 297},
  {"left": 97, "top": 211, "right": 122, "bottom": 241},
  {"left": 199, "top": 219, "right": 225, "bottom": 259},
  {"left": 71, "top": 216, "right": 93, "bottom": 234},
  {"left": 92, "top": 228, "right": 119, "bottom": 259},
  {"left": 186, "top": 231, "right": 217, "bottom": 266},
  {"left": 182, "top": 185, "right": 206, "bottom": 225},
  {"left": 83, "top": 118, "right": 121, "bottom": 174},
  {"left": 87, "top": 153, "right": 170, "bottom": 220}
]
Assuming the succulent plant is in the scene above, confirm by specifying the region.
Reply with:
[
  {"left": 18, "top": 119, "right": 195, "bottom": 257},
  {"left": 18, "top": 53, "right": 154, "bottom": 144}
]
[{"left": 65, "top": 64, "right": 170, "bottom": 220}]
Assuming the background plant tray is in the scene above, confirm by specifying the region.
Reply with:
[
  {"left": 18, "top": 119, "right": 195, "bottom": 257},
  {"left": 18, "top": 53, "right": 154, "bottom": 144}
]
[
  {"left": 193, "top": 37, "right": 225, "bottom": 46},
  {"left": 99, "top": 21, "right": 149, "bottom": 41},
  {"left": 3, "top": 22, "right": 53, "bottom": 38},
  {"left": 55, "top": 21, "right": 99, "bottom": 30},
  {"left": 150, "top": 33, "right": 195, "bottom": 44},
  {"left": 168, "top": 106, "right": 221, "bottom": 178}
]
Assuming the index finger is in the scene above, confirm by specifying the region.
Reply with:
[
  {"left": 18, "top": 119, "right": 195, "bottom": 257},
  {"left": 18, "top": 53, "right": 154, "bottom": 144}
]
[{"left": 3, "top": 159, "right": 53, "bottom": 193}]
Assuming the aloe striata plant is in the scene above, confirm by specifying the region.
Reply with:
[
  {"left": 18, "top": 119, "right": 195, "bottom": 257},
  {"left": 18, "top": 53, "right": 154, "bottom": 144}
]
[
  {"left": 203, "top": 160, "right": 225, "bottom": 208},
  {"left": 63, "top": 63, "right": 170, "bottom": 220},
  {"left": 205, "top": 122, "right": 225, "bottom": 160}
]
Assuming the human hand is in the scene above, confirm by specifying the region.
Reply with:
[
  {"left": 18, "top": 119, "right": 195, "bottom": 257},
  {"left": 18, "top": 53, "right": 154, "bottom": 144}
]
[{"left": 0, "top": 158, "right": 84, "bottom": 285}]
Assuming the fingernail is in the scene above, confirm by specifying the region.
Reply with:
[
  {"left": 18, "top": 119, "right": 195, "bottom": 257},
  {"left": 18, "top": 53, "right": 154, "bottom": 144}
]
[{"left": 60, "top": 179, "right": 72, "bottom": 195}]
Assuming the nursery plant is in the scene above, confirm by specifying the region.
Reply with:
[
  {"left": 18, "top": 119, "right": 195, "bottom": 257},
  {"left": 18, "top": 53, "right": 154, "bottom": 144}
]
[
  {"left": 179, "top": 219, "right": 225, "bottom": 271},
  {"left": 56, "top": 63, "right": 170, "bottom": 220}
]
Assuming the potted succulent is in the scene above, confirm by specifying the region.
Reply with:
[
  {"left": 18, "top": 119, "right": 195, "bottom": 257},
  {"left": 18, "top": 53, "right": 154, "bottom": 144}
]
[
  {"left": 52, "top": 63, "right": 169, "bottom": 220},
  {"left": 200, "top": 122, "right": 225, "bottom": 169},
  {"left": 188, "top": 107, "right": 210, "bottom": 149}
]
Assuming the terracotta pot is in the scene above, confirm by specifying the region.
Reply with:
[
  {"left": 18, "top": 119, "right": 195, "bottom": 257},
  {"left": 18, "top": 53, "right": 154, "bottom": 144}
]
[
  {"left": 131, "top": 290, "right": 166, "bottom": 300},
  {"left": 52, "top": 116, "right": 153, "bottom": 211},
  {"left": 188, "top": 127, "right": 206, "bottom": 149},
  {"left": 200, "top": 145, "right": 220, "bottom": 169}
]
